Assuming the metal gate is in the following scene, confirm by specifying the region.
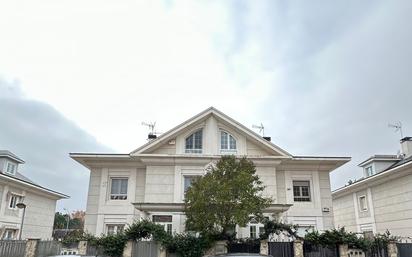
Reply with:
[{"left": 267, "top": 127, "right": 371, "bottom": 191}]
[
  {"left": 303, "top": 242, "right": 339, "bottom": 257},
  {"left": 227, "top": 241, "right": 260, "bottom": 253},
  {"left": 86, "top": 244, "right": 108, "bottom": 257},
  {"left": 0, "top": 240, "right": 26, "bottom": 257},
  {"left": 268, "top": 242, "right": 294, "bottom": 257},
  {"left": 35, "top": 240, "right": 61, "bottom": 257},
  {"left": 364, "top": 245, "right": 388, "bottom": 257},
  {"left": 397, "top": 243, "right": 412, "bottom": 257},
  {"left": 132, "top": 241, "right": 158, "bottom": 257}
]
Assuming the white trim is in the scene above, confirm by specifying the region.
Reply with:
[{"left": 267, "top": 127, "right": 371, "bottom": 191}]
[
  {"left": 0, "top": 173, "right": 68, "bottom": 199},
  {"left": 130, "top": 107, "right": 292, "bottom": 156},
  {"left": 358, "top": 195, "right": 368, "bottom": 212},
  {"left": 333, "top": 160, "right": 412, "bottom": 197}
]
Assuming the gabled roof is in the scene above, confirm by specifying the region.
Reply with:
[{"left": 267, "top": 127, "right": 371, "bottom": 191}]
[{"left": 130, "top": 107, "right": 291, "bottom": 157}]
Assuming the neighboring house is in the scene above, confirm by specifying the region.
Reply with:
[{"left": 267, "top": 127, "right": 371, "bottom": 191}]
[
  {"left": 332, "top": 137, "right": 412, "bottom": 237},
  {"left": 0, "top": 150, "right": 69, "bottom": 240},
  {"left": 71, "top": 107, "right": 350, "bottom": 238}
]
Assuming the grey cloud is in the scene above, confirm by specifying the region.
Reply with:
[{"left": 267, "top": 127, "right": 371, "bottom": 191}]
[
  {"left": 223, "top": 0, "right": 412, "bottom": 189},
  {"left": 0, "top": 79, "right": 111, "bottom": 211}
]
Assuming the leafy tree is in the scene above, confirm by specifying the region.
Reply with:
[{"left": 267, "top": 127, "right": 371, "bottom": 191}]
[
  {"left": 54, "top": 212, "right": 68, "bottom": 229},
  {"left": 184, "top": 156, "right": 271, "bottom": 236}
]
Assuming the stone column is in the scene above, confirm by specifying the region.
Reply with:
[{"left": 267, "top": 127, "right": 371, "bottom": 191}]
[
  {"left": 260, "top": 240, "right": 268, "bottom": 256},
  {"left": 387, "top": 241, "right": 398, "bottom": 257},
  {"left": 122, "top": 240, "right": 133, "bottom": 257},
  {"left": 338, "top": 244, "right": 349, "bottom": 257},
  {"left": 293, "top": 240, "right": 304, "bottom": 257},
  {"left": 78, "top": 241, "right": 88, "bottom": 255},
  {"left": 24, "top": 239, "right": 39, "bottom": 257},
  {"left": 215, "top": 240, "right": 228, "bottom": 255}
]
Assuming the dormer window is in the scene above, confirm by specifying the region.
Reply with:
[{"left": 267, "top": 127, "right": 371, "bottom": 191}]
[
  {"left": 365, "top": 166, "right": 374, "bottom": 177},
  {"left": 220, "top": 131, "right": 236, "bottom": 154},
  {"left": 185, "top": 129, "right": 203, "bottom": 154},
  {"left": 6, "top": 162, "right": 17, "bottom": 175}
]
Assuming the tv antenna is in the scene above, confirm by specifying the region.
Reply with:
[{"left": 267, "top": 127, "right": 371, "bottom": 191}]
[
  {"left": 388, "top": 121, "right": 403, "bottom": 139},
  {"left": 142, "top": 121, "right": 156, "bottom": 135},
  {"left": 252, "top": 123, "right": 265, "bottom": 136}
]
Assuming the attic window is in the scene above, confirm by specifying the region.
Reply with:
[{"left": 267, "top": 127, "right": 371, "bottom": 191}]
[
  {"left": 365, "top": 166, "right": 374, "bottom": 177},
  {"left": 5, "top": 162, "right": 17, "bottom": 175},
  {"left": 185, "top": 129, "right": 203, "bottom": 154},
  {"left": 220, "top": 131, "right": 237, "bottom": 154}
]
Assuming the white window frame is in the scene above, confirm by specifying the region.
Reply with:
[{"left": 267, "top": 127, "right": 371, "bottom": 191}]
[
  {"left": 109, "top": 177, "right": 128, "bottom": 200},
  {"left": 152, "top": 215, "right": 173, "bottom": 235},
  {"left": 106, "top": 224, "right": 125, "bottom": 235},
  {"left": 5, "top": 162, "right": 17, "bottom": 175},
  {"left": 365, "top": 166, "right": 374, "bottom": 177},
  {"left": 8, "top": 194, "right": 22, "bottom": 210},
  {"left": 359, "top": 195, "right": 368, "bottom": 212},
  {"left": 2, "top": 229, "right": 16, "bottom": 240},
  {"left": 293, "top": 180, "right": 311, "bottom": 202},
  {"left": 185, "top": 129, "right": 203, "bottom": 154},
  {"left": 183, "top": 175, "right": 200, "bottom": 194},
  {"left": 220, "top": 130, "right": 237, "bottom": 154}
]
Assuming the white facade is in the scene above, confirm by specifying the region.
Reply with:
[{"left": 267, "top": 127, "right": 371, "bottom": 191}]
[
  {"left": 332, "top": 141, "right": 412, "bottom": 237},
  {"left": 72, "top": 107, "right": 349, "bottom": 237},
  {"left": 0, "top": 151, "right": 68, "bottom": 240}
]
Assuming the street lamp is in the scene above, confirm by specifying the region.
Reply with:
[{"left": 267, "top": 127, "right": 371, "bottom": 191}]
[
  {"left": 63, "top": 208, "right": 70, "bottom": 235},
  {"left": 16, "top": 203, "right": 26, "bottom": 240}
]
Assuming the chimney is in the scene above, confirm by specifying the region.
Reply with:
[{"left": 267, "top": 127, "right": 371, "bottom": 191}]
[
  {"left": 400, "top": 137, "right": 412, "bottom": 158},
  {"left": 148, "top": 134, "right": 157, "bottom": 140}
]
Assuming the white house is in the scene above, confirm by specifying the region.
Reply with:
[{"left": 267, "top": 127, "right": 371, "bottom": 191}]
[
  {"left": 332, "top": 137, "right": 412, "bottom": 237},
  {"left": 71, "top": 107, "right": 350, "bottom": 238},
  {"left": 0, "top": 150, "right": 68, "bottom": 240}
]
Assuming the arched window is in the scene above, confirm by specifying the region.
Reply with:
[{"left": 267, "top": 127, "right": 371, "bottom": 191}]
[
  {"left": 185, "top": 129, "right": 203, "bottom": 153},
  {"left": 220, "top": 131, "right": 236, "bottom": 153}
]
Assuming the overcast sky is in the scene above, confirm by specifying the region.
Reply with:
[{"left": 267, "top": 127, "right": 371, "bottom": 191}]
[{"left": 0, "top": 0, "right": 411, "bottom": 212}]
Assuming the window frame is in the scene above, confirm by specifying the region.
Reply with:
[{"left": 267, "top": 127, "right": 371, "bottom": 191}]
[
  {"left": 106, "top": 224, "right": 125, "bottom": 235},
  {"left": 109, "top": 177, "right": 128, "bottom": 200},
  {"left": 365, "top": 166, "right": 374, "bottom": 177},
  {"left": 8, "top": 194, "right": 22, "bottom": 210},
  {"left": 359, "top": 195, "right": 368, "bottom": 212},
  {"left": 220, "top": 130, "right": 237, "bottom": 154},
  {"left": 2, "top": 229, "right": 16, "bottom": 240},
  {"left": 152, "top": 215, "right": 173, "bottom": 235},
  {"left": 5, "top": 162, "right": 17, "bottom": 175},
  {"left": 185, "top": 129, "right": 203, "bottom": 154},
  {"left": 183, "top": 175, "right": 200, "bottom": 194},
  {"left": 293, "top": 180, "right": 311, "bottom": 202}
]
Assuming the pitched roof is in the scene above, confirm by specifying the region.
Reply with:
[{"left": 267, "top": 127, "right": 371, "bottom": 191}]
[
  {"left": 332, "top": 156, "right": 412, "bottom": 196},
  {"left": 130, "top": 107, "right": 292, "bottom": 156},
  {"left": 0, "top": 150, "right": 25, "bottom": 163}
]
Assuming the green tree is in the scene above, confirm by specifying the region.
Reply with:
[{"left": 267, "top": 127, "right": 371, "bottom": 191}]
[
  {"left": 54, "top": 212, "right": 68, "bottom": 229},
  {"left": 184, "top": 156, "right": 271, "bottom": 236}
]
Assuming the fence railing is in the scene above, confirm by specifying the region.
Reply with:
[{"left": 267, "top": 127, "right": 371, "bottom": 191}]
[{"left": 0, "top": 240, "right": 27, "bottom": 257}]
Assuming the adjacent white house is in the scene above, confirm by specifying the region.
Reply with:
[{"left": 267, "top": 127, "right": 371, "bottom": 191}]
[
  {"left": 332, "top": 137, "right": 412, "bottom": 237},
  {"left": 71, "top": 107, "right": 350, "bottom": 238},
  {"left": 0, "top": 150, "right": 68, "bottom": 240}
]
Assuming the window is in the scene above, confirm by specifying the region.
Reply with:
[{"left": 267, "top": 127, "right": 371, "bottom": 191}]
[
  {"left": 250, "top": 225, "right": 257, "bottom": 239},
  {"left": 110, "top": 178, "right": 128, "bottom": 200},
  {"left": 5, "top": 162, "right": 17, "bottom": 175},
  {"left": 363, "top": 231, "right": 374, "bottom": 239},
  {"left": 153, "top": 215, "right": 173, "bottom": 234},
  {"left": 293, "top": 181, "right": 311, "bottom": 202},
  {"left": 184, "top": 176, "right": 199, "bottom": 193},
  {"left": 9, "top": 195, "right": 22, "bottom": 209},
  {"left": 185, "top": 129, "right": 203, "bottom": 153},
  {"left": 365, "top": 166, "right": 374, "bottom": 177},
  {"left": 359, "top": 196, "right": 368, "bottom": 211},
  {"left": 106, "top": 224, "right": 124, "bottom": 235},
  {"left": 220, "top": 131, "right": 237, "bottom": 153},
  {"left": 2, "top": 229, "right": 16, "bottom": 240}
]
